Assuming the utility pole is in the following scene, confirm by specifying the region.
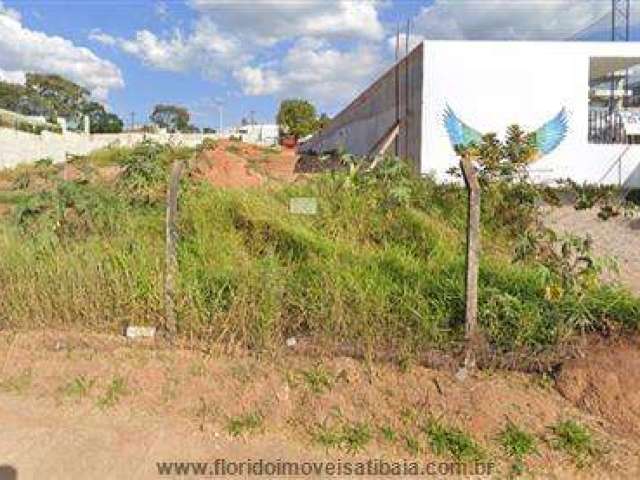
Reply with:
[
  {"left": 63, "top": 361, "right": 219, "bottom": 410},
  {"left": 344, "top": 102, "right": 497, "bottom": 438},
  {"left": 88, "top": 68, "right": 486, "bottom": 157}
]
[
  {"left": 395, "top": 23, "right": 400, "bottom": 157},
  {"left": 395, "top": 23, "right": 400, "bottom": 62},
  {"left": 130, "top": 111, "right": 135, "bottom": 131},
  {"left": 405, "top": 18, "right": 410, "bottom": 55}
]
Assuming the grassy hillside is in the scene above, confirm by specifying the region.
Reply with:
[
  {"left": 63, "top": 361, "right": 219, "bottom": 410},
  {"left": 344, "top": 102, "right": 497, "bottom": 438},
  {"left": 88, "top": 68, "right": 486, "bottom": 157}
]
[{"left": 0, "top": 142, "right": 638, "bottom": 360}]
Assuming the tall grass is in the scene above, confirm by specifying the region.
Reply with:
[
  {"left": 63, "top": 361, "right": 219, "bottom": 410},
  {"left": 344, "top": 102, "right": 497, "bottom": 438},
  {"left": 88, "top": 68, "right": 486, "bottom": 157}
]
[{"left": 0, "top": 145, "right": 638, "bottom": 357}]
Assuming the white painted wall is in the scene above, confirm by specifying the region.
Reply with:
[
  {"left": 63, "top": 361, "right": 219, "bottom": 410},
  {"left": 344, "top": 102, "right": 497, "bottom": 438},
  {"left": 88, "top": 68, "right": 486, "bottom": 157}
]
[
  {"left": 422, "top": 40, "right": 640, "bottom": 187},
  {"left": 233, "top": 124, "right": 279, "bottom": 146},
  {"left": 0, "top": 129, "right": 220, "bottom": 169}
]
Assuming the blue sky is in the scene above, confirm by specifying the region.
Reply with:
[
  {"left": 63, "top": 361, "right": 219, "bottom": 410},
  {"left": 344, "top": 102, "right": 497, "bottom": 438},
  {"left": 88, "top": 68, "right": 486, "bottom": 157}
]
[{"left": 0, "top": 1, "right": 637, "bottom": 129}]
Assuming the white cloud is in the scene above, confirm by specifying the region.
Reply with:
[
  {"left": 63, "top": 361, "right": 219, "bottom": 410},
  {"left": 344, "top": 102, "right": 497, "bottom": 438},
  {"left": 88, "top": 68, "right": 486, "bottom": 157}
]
[
  {"left": 410, "top": 0, "right": 616, "bottom": 40},
  {"left": 0, "top": 1, "right": 20, "bottom": 21},
  {"left": 234, "top": 66, "right": 281, "bottom": 96},
  {"left": 0, "top": 5, "right": 124, "bottom": 100},
  {"left": 234, "top": 38, "right": 382, "bottom": 108},
  {"left": 91, "top": 0, "right": 384, "bottom": 80},
  {"left": 91, "top": 18, "right": 247, "bottom": 79},
  {"left": 189, "top": 0, "right": 384, "bottom": 44},
  {"left": 386, "top": 32, "right": 425, "bottom": 56},
  {"left": 90, "top": 0, "right": 384, "bottom": 108},
  {"left": 0, "top": 68, "right": 25, "bottom": 84}
]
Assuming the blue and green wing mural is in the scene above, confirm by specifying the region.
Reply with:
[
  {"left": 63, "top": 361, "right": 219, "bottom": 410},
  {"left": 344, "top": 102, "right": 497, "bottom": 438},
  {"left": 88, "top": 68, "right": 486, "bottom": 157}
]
[
  {"left": 533, "top": 108, "right": 569, "bottom": 157},
  {"left": 443, "top": 105, "right": 569, "bottom": 158},
  {"left": 443, "top": 104, "right": 483, "bottom": 149}
]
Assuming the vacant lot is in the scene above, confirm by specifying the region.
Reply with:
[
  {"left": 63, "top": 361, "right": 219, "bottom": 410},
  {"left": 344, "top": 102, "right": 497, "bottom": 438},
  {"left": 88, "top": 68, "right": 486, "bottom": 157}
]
[{"left": 0, "top": 141, "right": 639, "bottom": 478}]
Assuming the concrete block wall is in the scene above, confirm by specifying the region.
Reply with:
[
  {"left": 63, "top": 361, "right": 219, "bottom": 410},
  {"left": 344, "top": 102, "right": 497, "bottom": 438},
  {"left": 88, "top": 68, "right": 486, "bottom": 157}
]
[
  {"left": 0, "top": 128, "right": 219, "bottom": 169},
  {"left": 300, "top": 43, "right": 424, "bottom": 170}
]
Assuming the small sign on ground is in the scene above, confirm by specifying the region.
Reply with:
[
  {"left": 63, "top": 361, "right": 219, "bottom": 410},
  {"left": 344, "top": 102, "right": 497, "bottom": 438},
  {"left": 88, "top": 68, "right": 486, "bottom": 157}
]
[{"left": 289, "top": 197, "right": 318, "bottom": 215}]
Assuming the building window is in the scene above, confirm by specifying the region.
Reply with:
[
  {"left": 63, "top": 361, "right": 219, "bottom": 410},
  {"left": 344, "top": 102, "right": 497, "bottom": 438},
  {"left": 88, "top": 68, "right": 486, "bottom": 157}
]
[{"left": 589, "top": 57, "right": 640, "bottom": 144}]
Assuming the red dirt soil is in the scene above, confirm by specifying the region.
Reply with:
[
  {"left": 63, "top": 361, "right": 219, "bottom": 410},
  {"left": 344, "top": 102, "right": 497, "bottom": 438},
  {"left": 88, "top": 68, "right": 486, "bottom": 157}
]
[
  {"left": 2, "top": 331, "right": 640, "bottom": 478},
  {"left": 556, "top": 337, "right": 640, "bottom": 436},
  {"left": 193, "top": 140, "right": 299, "bottom": 188}
]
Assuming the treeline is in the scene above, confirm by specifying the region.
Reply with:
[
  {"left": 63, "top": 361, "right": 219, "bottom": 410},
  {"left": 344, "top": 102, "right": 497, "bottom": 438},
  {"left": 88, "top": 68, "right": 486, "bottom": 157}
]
[{"left": 0, "top": 73, "right": 123, "bottom": 134}]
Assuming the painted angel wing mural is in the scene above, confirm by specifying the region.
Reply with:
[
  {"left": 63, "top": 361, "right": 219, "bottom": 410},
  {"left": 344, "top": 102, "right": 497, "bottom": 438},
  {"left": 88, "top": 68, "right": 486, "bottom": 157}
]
[
  {"left": 443, "top": 105, "right": 569, "bottom": 159},
  {"left": 443, "top": 104, "right": 483, "bottom": 149},
  {"left": 533, "top": 108, "right": 569, "bottom": 157}
]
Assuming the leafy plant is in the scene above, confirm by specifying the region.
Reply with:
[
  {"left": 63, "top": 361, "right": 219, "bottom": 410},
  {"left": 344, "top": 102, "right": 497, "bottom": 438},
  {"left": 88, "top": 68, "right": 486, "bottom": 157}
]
[
  {"left": 60, "top": 375, "right": 95, "bottom": 399},
  {"left": 312, "top": 421, "right": 372, "bottom": 454},
  {"left": 227, "top": 411, "right": 264, "bottom": 437},
  {"left": 550, "top": 420, "right": 600, "bottom": 468},
  {"left": 499, "top": 421, "right": 537, "bottom": 475},
  {"left": 424, "top": 418, "right": 484, "bottom": 462},
  {"left": 117, "top": 140, "right": 169, "bottom": 204},
  {"left": 300, "top": 365, "right": 333, "bottom": 394}
]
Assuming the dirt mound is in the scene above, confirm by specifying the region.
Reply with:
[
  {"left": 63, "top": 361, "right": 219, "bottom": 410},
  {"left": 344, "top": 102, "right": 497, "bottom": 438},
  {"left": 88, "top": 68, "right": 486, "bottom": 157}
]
[
  {"left": 96, "top": 165, "right": 124, "bottom": 183},
  {"left": 295, "top": 153, "right": 348, "bottom": 174},
  {"left": 193, "top": 140, "right": 300, "bottom": 188},
  {"left": 59, "top": 164, "right": 83, "bottom": 182},
  {"left": 194, "top": 147, "right": 263, "bottom": 188},
  {"left": 556, "top": 338, "right": 640, "bottom": 435}
]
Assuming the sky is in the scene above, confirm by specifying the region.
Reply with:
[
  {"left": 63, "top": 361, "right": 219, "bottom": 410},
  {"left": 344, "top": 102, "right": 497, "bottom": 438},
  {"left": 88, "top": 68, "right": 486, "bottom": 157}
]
[{"left": 0, "top": 0, "right": 638, "bottom": 129}]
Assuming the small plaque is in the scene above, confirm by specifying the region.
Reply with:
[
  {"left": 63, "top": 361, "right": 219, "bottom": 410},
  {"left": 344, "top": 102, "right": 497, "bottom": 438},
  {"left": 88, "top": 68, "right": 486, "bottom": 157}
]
[
  {"left": 289, "top": 197, "right": 318, "bottom": 215},
  {"left": 125, "top": 326, "right": 156, "bottom": 339}
]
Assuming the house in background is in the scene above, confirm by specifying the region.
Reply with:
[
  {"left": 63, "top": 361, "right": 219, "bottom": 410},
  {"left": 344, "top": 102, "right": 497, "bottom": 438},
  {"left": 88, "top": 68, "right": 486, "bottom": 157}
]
[
  {"left": 231, "top": 124, "right": 279, "bottom": 146},
  {"left": 301, "top": 40, "right": 640, "bottom": 190}
]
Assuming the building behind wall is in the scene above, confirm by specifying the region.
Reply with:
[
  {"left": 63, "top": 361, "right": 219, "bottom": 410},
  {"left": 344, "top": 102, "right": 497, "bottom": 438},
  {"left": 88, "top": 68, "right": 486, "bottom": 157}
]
[
  {"left": 232, "top": 124, "right": 279, "bottom": 146},
  {"left": 303, "top": 40, "right": 640, "bottom": 189}
]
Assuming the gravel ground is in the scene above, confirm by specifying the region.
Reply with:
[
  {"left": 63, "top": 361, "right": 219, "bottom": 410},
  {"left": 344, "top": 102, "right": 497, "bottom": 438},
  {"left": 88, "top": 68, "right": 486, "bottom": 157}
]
[{"left": 546, "top": 205, "right": 640, "bottom": 296}]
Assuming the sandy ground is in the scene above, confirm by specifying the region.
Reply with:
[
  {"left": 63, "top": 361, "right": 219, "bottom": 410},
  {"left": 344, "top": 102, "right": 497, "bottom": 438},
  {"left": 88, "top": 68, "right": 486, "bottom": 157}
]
[
  {"left": 546, "top": 205, "right": 640, "bottom": 295},
  {"left": 0, "top": 394, "right": 312, "bottom": 480},
  {"left": 0, "top": 331, "right": 639, "bottom": 479}
]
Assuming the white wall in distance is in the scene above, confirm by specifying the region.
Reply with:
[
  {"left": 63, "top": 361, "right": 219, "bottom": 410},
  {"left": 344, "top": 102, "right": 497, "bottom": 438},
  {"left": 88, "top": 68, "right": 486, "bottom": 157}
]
[{"left": 0, "top": 129, "right": 219, "bottom": 169}]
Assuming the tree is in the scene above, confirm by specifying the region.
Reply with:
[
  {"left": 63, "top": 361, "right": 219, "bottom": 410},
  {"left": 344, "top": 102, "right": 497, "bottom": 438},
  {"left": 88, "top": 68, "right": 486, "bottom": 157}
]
[
  {"left": 1, "top": 73, "right": 124, "bottom": 132},
  {"left": 318, "top": 113, "right": 331, "bottom": 130},
  {"left": 0, "top": 80, "right": 51, "bottom": 117},
  {"left": 0, "top": 81, "right": 26, "bottom": 111},
  {"left": 82, "top": 102, "right": 123, "bottom": 133},
  {"left": 150, "top": 104, "right": 191, "bottom": 133},
  {"left": 26, "top": 73, "right": 89, "bottom": 118},
  {"left": 276, "top": 99, "right": 318, "bottom": 139}
]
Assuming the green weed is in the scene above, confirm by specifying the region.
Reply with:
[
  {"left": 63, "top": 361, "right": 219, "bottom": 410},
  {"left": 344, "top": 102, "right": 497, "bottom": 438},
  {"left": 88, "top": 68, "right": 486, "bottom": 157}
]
[
  {"left": 380, "top": 425, "right": 397, "bottom": 442},
  {"left": 312, "top": 421, "right": 372, "bottom": 454},
  {"left": 97, "top": 376, "right": 128, "bottom": 409},
  {"left": 300, "top": 365, "right": 333, "bottom": 394},
  {"left": 424, "top": 418, "right": 485, "bottom": 462},
  {"left": 499, "top": 421, "right": 537, "bottom": 475},
  {"left": 550, "top": 420, "right": 600, "bottom": 468},
  {"left": 227, "top": 411, "right": 264, "bottom": 437},
  {"left": 60, "top": 375, "right": 95, "bottom": 399}
]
